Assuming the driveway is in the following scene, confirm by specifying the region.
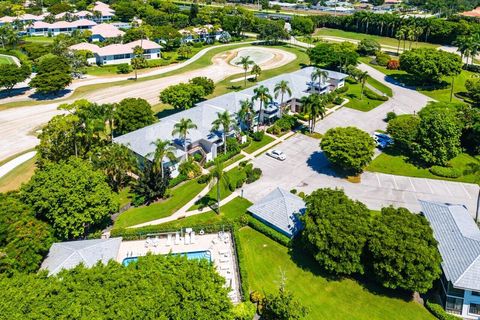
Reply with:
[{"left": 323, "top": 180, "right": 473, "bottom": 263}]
[
  {"left": 242, "top": 134, "right": 479, "bottom": 216},
  {"left": 315, "top": 63, "right": 434, "bottom": 135}
]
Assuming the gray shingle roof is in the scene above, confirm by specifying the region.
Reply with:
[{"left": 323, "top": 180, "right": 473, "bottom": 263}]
[
  {"left": 420, "top": 200, "right": 480, "bottom": 291},
  {"left": 248, "top": 187, "right": 306, "bottom": 237},
  {"left": 40, "top": 238, "right": 122, "bottom": 275},
  {"left": 114, "top": 67, "right": 347, "bottom": 159}
]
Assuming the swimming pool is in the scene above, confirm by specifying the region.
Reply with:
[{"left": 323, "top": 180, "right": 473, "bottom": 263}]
[{"left": 122, "top": 250, "right": 211, "bottom": 266}]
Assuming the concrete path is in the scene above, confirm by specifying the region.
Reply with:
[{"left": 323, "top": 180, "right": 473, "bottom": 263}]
[
  {"left": 0, "top": 46, "right": 296, "bottom": 162},
  {"left": 0, "top": 151, "right": 36, "bottom": 178}
]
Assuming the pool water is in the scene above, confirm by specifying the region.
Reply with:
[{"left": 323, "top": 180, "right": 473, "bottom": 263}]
[{"left": 122, "top": 250, "right": 211, "bottom": 266}]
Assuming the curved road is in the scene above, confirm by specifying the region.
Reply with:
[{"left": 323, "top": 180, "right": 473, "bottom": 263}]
[{"left": 0, "top": 46, "right": 296, "bottom": 161}]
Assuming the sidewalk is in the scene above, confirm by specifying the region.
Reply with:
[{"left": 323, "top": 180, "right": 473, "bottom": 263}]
[{"left": 0, "top": 151, "right": 36, "bottom": 179}]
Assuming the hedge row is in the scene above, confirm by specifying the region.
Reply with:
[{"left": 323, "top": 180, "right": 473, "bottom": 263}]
[
  {"left": 364, "top": 87, "right": 389, "bottom": 101},
  {"left": 247, "top": 216, "right": 291, "bottom": 247},
  {"left": 463, "top": 64, "right": 480, "bottom": 74},
  {"left": 429, "top": 166, "right": 462, "bottom": 178},
  {"left": 168, "top": 174, "right": 188, "bottom": 188},
  {"left": 425, "top": 301, "right": 458, "bottom": 320},
  {"left": 204, "top": 149, "right": 241, "bottom": 168},
  {"left": 232, "top": 228, "right": 250, "bottom": 301}
]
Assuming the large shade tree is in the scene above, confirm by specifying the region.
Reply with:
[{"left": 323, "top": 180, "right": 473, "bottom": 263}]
[
  {"left": 302, "top": 188, "right": 371, "bottom": 275},
  {"left": 114, "top": 98, "right": 156, "bottom": 135},
  {"left": 21, "top": 157, "right": 119, "bottom": 240},
  {"left": 29, "top": 54, "right": 73, "bottom": 94},
  {"left": 368, "top": 207, "right": 442, "bottom": 293}
]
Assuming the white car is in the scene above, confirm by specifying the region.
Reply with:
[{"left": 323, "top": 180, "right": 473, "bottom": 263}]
[{"left": 266, "top": 149, "right": 286, "bottom": 161}]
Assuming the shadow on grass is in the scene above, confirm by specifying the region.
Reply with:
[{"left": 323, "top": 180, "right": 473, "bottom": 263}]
[
  {"left": 385, "top": 73, "right": 449, "bottom": 92},
  {"left": 29, "top": 89, "right": 71, "bottom": 100},
  {"left": 0, "top": 86, "right": 29, "bottom": 99},
  {"left": 288, "top": 237, "right": 414, "bottom": 302}
]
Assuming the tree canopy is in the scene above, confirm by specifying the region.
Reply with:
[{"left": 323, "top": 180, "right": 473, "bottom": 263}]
[
  {"left": 302, "top": 188, "right": 371, "bottom": 275},
  {"left": 262, "top": 285, "right": 309, "bottom": 320},
  {"left": 159, "top": 83, "right": 206, "bottom": 109},
  {"left": 367, "top": 207, "right": 442, "bottom": 293},
  {"left": 21, "top": 158, "right": 118, "bottom": 240},
  {"left": 290, "top": 16, "right": 314, "bottom": 36},
  {"left": 0, "top": 62, "right": 30, "bottom": 91},
  {"left": 189, "top": 76, "right": 215, "bottom": 96},
  {"left": 114, "top": 98, "right": 156, "bottom": 135},
  {"left": 308, "top": 42, "right": 359, "bottom": 71},
  {"left": 0, "top": 254, "right": 234, "bottom": 319},
  {"left": 399, "top": 48, "right": 462, "bottom": 84},
  {"left": 29, "top": 55, "right": 72, "bottom": 94},
  {"left": 320, "top": 127, "right": 375, "bottom": 174}
]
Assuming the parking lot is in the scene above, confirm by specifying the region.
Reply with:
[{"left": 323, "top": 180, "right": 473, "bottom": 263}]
[{"left": 242, "top": 134, "right": 479, "bottom": 216}]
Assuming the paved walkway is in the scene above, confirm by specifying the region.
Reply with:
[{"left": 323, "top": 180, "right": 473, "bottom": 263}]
[{"left": 0, "top": 151, "right": 36, "bottom": 178}]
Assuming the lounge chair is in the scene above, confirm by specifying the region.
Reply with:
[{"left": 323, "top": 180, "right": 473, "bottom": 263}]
[
  {"left": 166, "top": 234, "right": 172, "bottom": 246},
  {"left": 219, "top": 250, "right": 229, "bottom": 256},
  {"left": 175, "top": 232, "right": 180, "bottom": 245},
  {"left": 220, "top": 265, "right": 230, "bottom": 271},
  {"left": 220, "top": 258, "right": 229, "bottom": 263},
  {"left": 184, "top": 233, "right": 190, "bottom": 245},
  {"left": 190, "top": 231, "right": 196, "bottom": 244}
]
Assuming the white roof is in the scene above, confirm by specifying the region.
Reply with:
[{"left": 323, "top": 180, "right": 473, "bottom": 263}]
[
  {"left": 95, "top": 39, "right": 161, "bottom": 56},
  {"left": 421, "top": 201, "right": 480, "bottom": 291},
  {"left": 69, "top": 42, "right": 101, "bottom": 53},
  {"left": 91, "top": 23, "right": 124, "bottom": 38},
  {"left": 40, "top": 238, "right": 122, "bottom": 275},
  {"left": 93, "top": 1, "right": 115, "bottom": 15},
  {"left": 30, "top": 19, "right": 96, "bottom": 29},
  {"left": 248, "top": 188, "right": 306, "bottom": 237}
]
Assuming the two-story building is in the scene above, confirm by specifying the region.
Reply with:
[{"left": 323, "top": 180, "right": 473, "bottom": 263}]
[
  {"left": 27, "top": 19, "right": 97, "bottom": 36},
  {"left": 421, "top": 200, "right": 480, "bottom": 319},
  {"left": 90, "top": 23, "right": 124, "bottom": 42}
]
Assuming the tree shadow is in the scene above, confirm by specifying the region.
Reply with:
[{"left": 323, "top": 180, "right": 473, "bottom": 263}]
[
  {"left": 155, "top": 108, "right": 182, "bottom": 119},
  {"left": 306, "top": 151, "right": 349, "bottom": 179},
  {"left": 0, "top": 87, "right": 29, "bottom": 99},
  {"left": 382, "top": 146, "right": 429, "bottom": 169},
  {"left": 28, "top": 89, "right": 71, "bottom": 100},
  {"left": 385, "top": 73, "right": 449, "bottom": 92}
]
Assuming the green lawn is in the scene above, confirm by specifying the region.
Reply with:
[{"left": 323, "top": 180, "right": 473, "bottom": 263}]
[
  {"left": 239, "top": 227, "right": 435, "bottom": 320},
  {"left": 312, "top": 28, "right": 439, "bottom": 50},
  {"left": 22, "top": 36, "right": 54, "bottom": 43},
  {"left": 243, "top": 135, "right": 275, "bottom": 154},
  {"left": 223, "top": 153, "right": 245, "bottom": 167},
  {"left": 367, "top": 75, "right": 393, "bottom": 97},
  {"left": 0, "top": 56, "right": 13, "bottom": 64},
  {"left": 152, "top": 197, "right": 251, "bottom": 230},
  {"left": 0, "top": 156, "right": 36, "bottom": 193},
  {"left": 113, "top": 178, "right": 207, "bottom": 229},
  {"left": 117, "top": 187, "right": 132, "bottom": 208},
  {"left": 367, "top": 150, "right": 480, "bottom": 184},
  {"left": 343, "top": 81, "right": 386, "bottom": 112}
]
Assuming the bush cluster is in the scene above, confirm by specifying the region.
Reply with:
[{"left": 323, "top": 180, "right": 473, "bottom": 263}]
[
  {"left": 335, "top": 84, "right": 349, "bottom": 94},
  {"left": 364, "top": 87, "right": 388, "bottom": 101},
  {"left": 385, "top": 111, "right": 397, "bottom": 122},
  {"left": 463, "top": 64, "right": 480, "bottom": 73},
  {"left": 429, "top": 166, "right": 462, "bottom": 178},
  {"left": 116, "top": 63, "right": 131, "bottom": 74},
  {"left": 251, "top": 131, "right": 264, "bottom": 142},
  {"left": 386, "top": 60, "right": 400, "bottom": 70},
  {"left": 375, "top": 51, "right": 390, "bottom": 66},
  {"left": 204, "top": 149, "right": 240, "bottom": 168},
  {"left": 168, "top": 174, "right": 188, "bottom": 188},
  {"left": 425, "top": 301, "right": 459, "bottom": 320}
]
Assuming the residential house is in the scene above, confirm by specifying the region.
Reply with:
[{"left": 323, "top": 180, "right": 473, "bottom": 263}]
[
  {"left": 90, "top": 23, "right": 124, "bottom": 42},
  {"left": 27, "top": 19, "right": 97, "bottom": 36},
  {"left": 113, "top": 67, "right": 347, "bottom": 176},
  {"left": 91, "top": 1, "right": 115, "bottom": 22},
  {"left": 248, "top": 187, "right": 306, "bottom": 238},
  {"left": 421, "top": 200, "right": 480, "bottom": 319},
  {"left": 69, "top": 39, "right": 161, "bottom": 65},
  {"left": 0, "top": 13, "right": 45, "bottom": 26},
  {"left": 460, "top": 7, "right": 480, "bottom": 18}
]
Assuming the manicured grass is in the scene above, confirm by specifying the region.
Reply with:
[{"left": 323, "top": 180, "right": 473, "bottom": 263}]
[
  {"left": 22, "top": 36, "right": 54, "bottom": 43},
  {"left": 367, "top": 75, "right": 393, "bottom": 97},
  {"left": 153, "top": 196, "right": 252, "bottom": 230},
  {"left": 113, "top": 178, "right": 207, "bottom": 229},
  {"left": 0, "top": 156, "right": 36, "bottom": 192},
  {"left": 223, "top": 153, "right": 245, "bottom": 167},
  {"left": 0, "top": 56, "right": 13, "bottom": 64},
  {"left": 312, "top": 28, "right": 439, "bottom": 50},
  {"left": 239, "top": 227, "right": 435, "bottom": 320},
  {"left": 85, "top": 64, "right": 121, "bottom": 76},
  {"left": 343, "top": 81, "right": 386, "bottom": 112},
  {"left": 118, "top": 187, "right": 132, "bottom": 208},
  {"left": 243, "top": 135, "right": 275, "bottom": 154},
  {"left": 367, "top": 150, "right": 480, "bottom": 184}
]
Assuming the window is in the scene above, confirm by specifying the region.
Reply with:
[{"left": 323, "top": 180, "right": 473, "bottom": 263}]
[
  {"left": 446, "top": 297, "right": 463, "bottom": 315},
  {"left": 472, "top": 291, "right": 480, "bottom": 297},
  {"left": 447, "top": 282, "right": 465, "bottom": 298},
  {"left": 470, "top": 303, "right": 480, "bottom": 315}
]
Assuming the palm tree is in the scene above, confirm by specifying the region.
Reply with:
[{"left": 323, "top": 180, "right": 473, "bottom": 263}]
[
  {"left": 311, "top": 68, "right": 329, "bottom": 94},
  {"left": 358, "top": 71, "right": 369, "bottom": 100},
  {"left": 237, "top": 99, "right": 254, "bottom": 132},
  {"left": 406, "top": 26, "right": 416, "bottom": 50},
  {"left": 96, "top": 143, "right": 137, "bottom": 192},
  {"left": 209, "top": 158, "right": 229, "bottom": 214},
  {"left": 300, "top": 94, "right": 327, "bottom": 133},
  {"left": 274, "top": 80, "right": 292, "bottom": 117},
  {"left": 148, "top": 139, "right": 177, "bottom": 178},
  {"left": 395, "top": 29, "right": 404, "bottom": 55},
  {"left": 131, "top": 45, "right": 145, "bottom": 81},
  {"left": 172, "top": 118, "right": 197, "bottom": 161},
  {"left": 236, "top": 55, "right": 254, "bottom": 87},
  {"left": 252, "top": 85, "right": 272, "bottom": 131},
  {"left": 251, "top": 64, "right": 262, "bottom": 81},
  {"left": 211, "top": 110, "right": 236, "bottom": 154}
]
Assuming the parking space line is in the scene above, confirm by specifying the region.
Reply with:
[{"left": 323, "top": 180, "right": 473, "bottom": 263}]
[
  {"left": 442, "top": 180, "right": 453, "bottom": 196},
  {"left": 375, "top": 173, "right": 382, "bottom": 187},
  {"left": 424, "top": 178, "right": 434, "bottom": 194},
  {"left": 409, "top": 178, "right": 416, "bottom": 192},
  {"left": 392, "top": 175, "right": 399, "bottom": 190},
  {"left": 460, "top": 183, "right": 472, "bottom": 199}
]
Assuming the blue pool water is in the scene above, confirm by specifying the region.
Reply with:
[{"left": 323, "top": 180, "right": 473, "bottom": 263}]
[{"left": 122, "top": 250, "right": 211, "bottom": 266}]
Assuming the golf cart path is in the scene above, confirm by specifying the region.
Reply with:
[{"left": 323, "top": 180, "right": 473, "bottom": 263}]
[
  {"left": 0, "top": 46, "right": 296, "bottom": 162},
  {"left": 0, "top": 151, "right": 36, "bottom": 179}
]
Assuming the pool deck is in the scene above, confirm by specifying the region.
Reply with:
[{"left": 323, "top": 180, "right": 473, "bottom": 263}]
[{"left": 116, "top": 232, "right": 241, "bottom": 304}]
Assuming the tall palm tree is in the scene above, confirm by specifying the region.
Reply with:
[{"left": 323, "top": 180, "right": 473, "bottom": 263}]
[
  {"left": 131, "top": 45, "right": 145, "bottom": 81},
  {"left": 209, "top": 158, "right": 229, "bottom": 214},
  {"left": 406, "top": 26, "right": 416, "bottom": 49},
  {"left": 237, "top": 99, "right": 254, "bottom": 132},
  {"left": 274, "top": 80, "right": 292, "bottom": 117},
  {"left": 172, "top": 118, "right": 197, "bottom": 161},
  {"left": 300, "top": 94, "right": 327, "bottom": 133},
  {"left": 211, "top": 110, "right": 236, "bottom": 154},
  {"left": 358, "top": 71, "right": 369, "bottom": 100},
  {"left": 252, "top": 85, "right": 272, "bottom": 131},
  {"left": 236, "top": 55, "right": 254, "bottom": 87},
  {"left": 148, "top": 139, "right": 177, "bottom": 178},
  {"left": 311, "top": 68, "right": 329, "bottom": 94},
  {"left": 395, "top": 28, "right": 404, "bottom": 54}
]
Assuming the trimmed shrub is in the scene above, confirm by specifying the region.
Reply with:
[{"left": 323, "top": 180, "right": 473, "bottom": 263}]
[
  {"left": 116, "top": 63, "right": 131, "bottom": 74},
  {"left": 364, "top": 88, "right": 388, "bottom": 101},
  {"left": 429, "top": 166, "right": 462, "bottom": 178},
  {"left": 204, "top": 150, "right": 240, "bottom": 168},
  {"left": 333, "top": 96, "right": 344, "bottom": 105},
  {"left": 385, "top": 111, "right": 397, "bottom": 122},
  {"left": 233, "top": 228, "right": 250, "bottom": 301},
  {"left": 290, "top": 189, "right": 297, "bottom": 194},
  {"left": 425, "top": 301, "right": 458, "bottom": 320},
  {"left": 168, "top": 174, "right": 188, "bottom": 188},
  {"left": 233, "top": 301, "right": 256, "bottom": 320},
  {"left": 375, "top": 51, "right": 390, "bottom": 67},
  {"left": 247, "top": 216, "right": 291, "bottom": 247},
  {"left": 346, "top": 77, "right": 358, "bottom": 84},
  {"left": 463, "top": 64, "right": 480, "bottom": 73},
  {"left": 251, "top": 131, "right": 264, "bottom": 142},
  {"left": 197, "top": 174, "right": 211, "bottom": 184},
  {"left": 335, "top": 84, "right": 349, "bottom": 94},
  {"left": 387, "top": 59, "right": 400, "bottom": 70}
]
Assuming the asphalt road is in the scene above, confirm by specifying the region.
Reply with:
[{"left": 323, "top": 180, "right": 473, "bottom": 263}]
[{"left": 242, "top": 134, "right": 479, "bottom": 216}]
